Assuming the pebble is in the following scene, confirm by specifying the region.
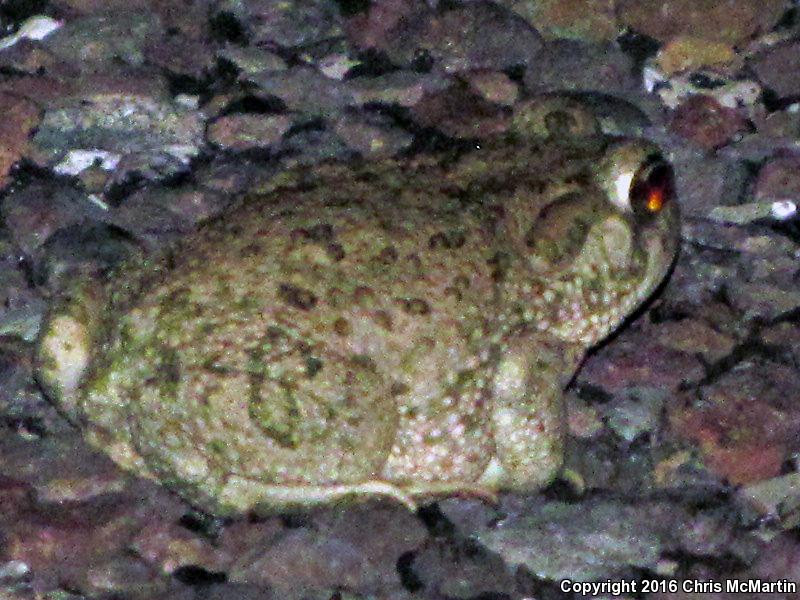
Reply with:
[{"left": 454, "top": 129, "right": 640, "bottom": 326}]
[
  {"left": 727, "top": 280, "right": 800, "bottom": 322},
  {"left": 501, "top": 0, "right": 619, "bottom": 42},
  {"left": 207, "top": 114, "right": 293, "bottom": 151},
  {"left": 0, "top": 15, "right": 62, "bottom": 50},
  {"left": 617, "top": 0, "right": 788, "bottom": 45},
  {"left": 463, "top": 70, "right": 519, "bottom": 106},
  {"left": 668, "top": 95, "right": 750, "bottom": 149},
  {"left": 604, "top": 389, "right": 665, "bottom": 442},
  {"left": 1, "top": 182, "right": 101, "bottom": 257},
  {"left": 29, "top": 85, "right": 205, "bottom": 180},
  {"left": 651, "top": 318, "right": 736, "bottom": 363},
  {"left": 524, "top": 39, "right": 638, "bottom": 95},
  {"left": 0, "top": 93, "right": 40, "bottom": 190},
  {"left": 737, "top": 473, "right": 800, "bottom": 526},
  {"left": 474, "top": 500, "right": 671, "bottom": 581},
  {"left": 409, "top": 83, "right": 510, "bottom": 138},
  {"left": 332, "top": 112, "right": 414, "bottom": 158},
  {"left": 749, "top": 40, "right": 800, "bottom": 100},
  {"left": 667, "top": 145, "right": 749, "bottom": 218},
  {"left": 217, "top": 45, "right": 287, "bottom": 76},
  {"left": 348, "top": 71, "right": 450, "bottom": 107},
  {"left": 654, "top": 36, "right": 741, "bottom": 76},
  {"left": 753, "top": 156, "right": 800, "bottom": 204},
  {"left": 43, "top": 11, "right": 162, "bottom": 71},
  {"left": 131, "top": 521, "right": 233, "bottom": 575},
  {"left": 244, "top": 66, "right": 354, "bottom": 118},
  {"left": 213, "top": 0, "right": 344, "bottom": 48},
  {"left": 382, "top": 1, "right": 544, "bottom": 74}
]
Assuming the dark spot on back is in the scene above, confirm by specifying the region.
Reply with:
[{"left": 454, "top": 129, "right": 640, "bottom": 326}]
[
  {"left": 428, "top": 232, "right": 449, "bottom": 249},
  {"left": 376, "top": 245, "right": 398, "bottom": 263},
  {"left": 429, "top": 230, "right": 467, "bottom": 250},
  {"left": 327, "top": 287, "right": 346, "bottom": 307},
  {"left": 333, "top": 317, "right": 351, "bottom": 336},
  {"left": 290, "top": 227, "right": 311, "bottom": 242},
  {"left": 354, "top": 286, "right": 377, "bottom": 307},
  {"left": 355, "top": 170, "right": 379, "bottom": 183},
  {"left": 524, "top": 224, "right": 537, "bottom": 248},
  {"left": 406, "top": 253, "right": 423, "bottom": 271},
  {"left": 487, "top": 251, "right": 511, "bottom": 282},
  {"left": 325, "top": 196, "right": 351, "bottom": 208},
  {"left": 373, "top": 310, "right": 393, "bottom": 331},
  {"left": 327, "top": 243, "right": 346, "bottom": 261},
  {"left": 239, "top": 242, "right": 263, "bottom": 258},
  {"left": 444, "top": 286, "right": 462, "bottom": 301},
  {"left": 278, "top": 284, "right": 318, "bottom": 310},
  {"left": 390, "top": 381, "right": 410, "bottom": 396},
  {"left": 453, "top": 274, "right": 470, "bottom": 289},
  {"left": 398, "top": 298, "right": 431, "bottom": 315},
  {"left": 305, "top": 356, "right": 323, "bottom": 378},
  {"left": 308, "top": 223, "right": 334, "bottom": 241}
]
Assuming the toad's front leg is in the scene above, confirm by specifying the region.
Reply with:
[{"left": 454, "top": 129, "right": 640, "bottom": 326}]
[{"left": 480, "top": 327, "right": 584, "bottom": 492}]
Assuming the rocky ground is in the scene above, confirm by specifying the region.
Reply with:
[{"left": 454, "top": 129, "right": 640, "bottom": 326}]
[{"left": 1, "top": 0, "right": 800, "bottom": 599}]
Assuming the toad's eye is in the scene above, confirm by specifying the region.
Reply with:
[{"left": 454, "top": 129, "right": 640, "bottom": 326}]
[{"left": 629, "top": 156, "right": 674, "bottom": 217}]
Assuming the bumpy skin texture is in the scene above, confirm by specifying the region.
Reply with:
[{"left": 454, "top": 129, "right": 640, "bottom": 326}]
[{"left": 37, "top": 119, "right": 680, "bottom": 515}]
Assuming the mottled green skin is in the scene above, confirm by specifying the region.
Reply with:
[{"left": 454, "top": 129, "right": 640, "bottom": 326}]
[{"left": 37, "top": 130, "right": 680, "bottom": 515}]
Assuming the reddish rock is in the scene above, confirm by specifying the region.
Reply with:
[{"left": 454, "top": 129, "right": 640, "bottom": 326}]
[
  {"left": 0, "top": 93, "right": 40, "bottom": 190},
  {"left": 0, "top": 76, "right": 75, "bottom": 108},
  {"left": 668, "top": 360, "right": 800, "bottom": 485},
  {"left": 669, "top": 95, "right": 750, "bottom": 150},
  {"left": 578, "top": 324, "right": 705, "bottom": 394}
]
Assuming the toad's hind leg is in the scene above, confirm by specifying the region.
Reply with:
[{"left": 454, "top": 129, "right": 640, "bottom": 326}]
[
  {"left": 480, "top": 328, "right": 585, "bottom": 491},
  {"left": 122, "top": 332, "right": 402, "bottom": 512}
]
